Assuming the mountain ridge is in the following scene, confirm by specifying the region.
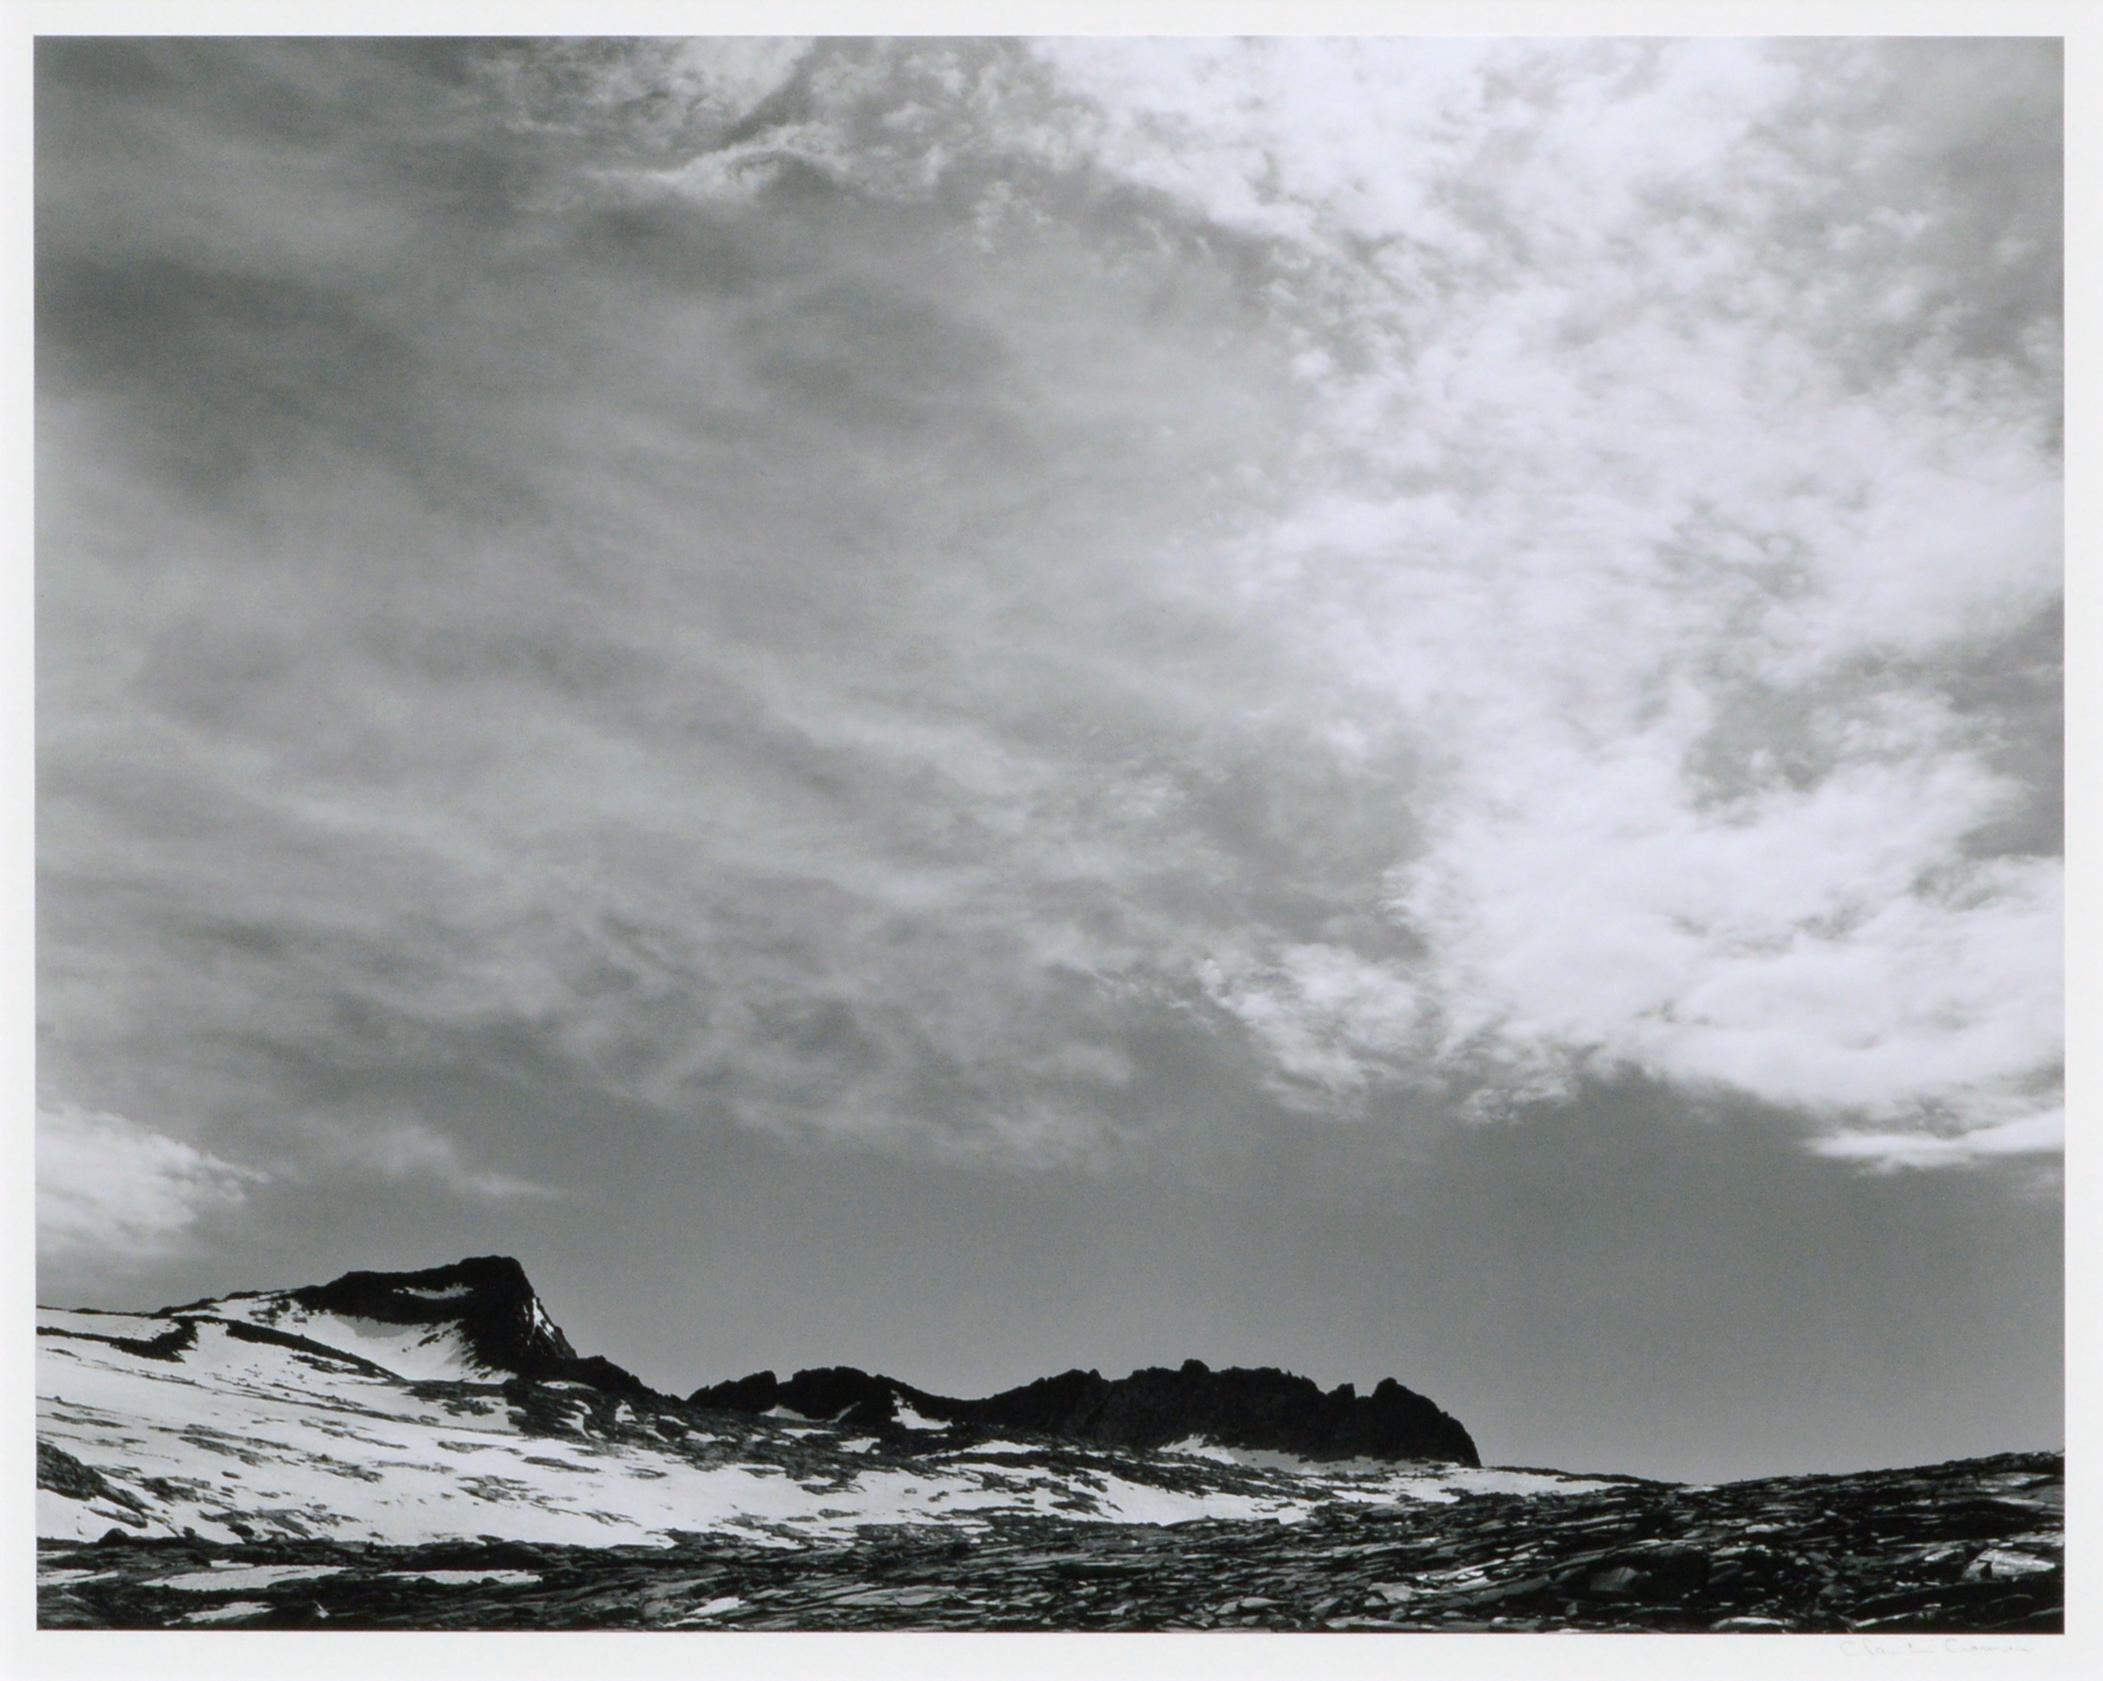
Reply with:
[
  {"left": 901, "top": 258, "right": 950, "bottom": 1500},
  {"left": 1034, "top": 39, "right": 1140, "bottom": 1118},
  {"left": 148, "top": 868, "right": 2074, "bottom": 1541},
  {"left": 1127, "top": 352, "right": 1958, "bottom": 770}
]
[
  {"left": 80, "top": 1253, "right": 1481, "bottom": 1467},
  {"left": 35, "top": 1252, "right": 1578, "bottom": 1555},
  {"left": 692, "top": 1357, "right": 1482, "bottom": 1467}
]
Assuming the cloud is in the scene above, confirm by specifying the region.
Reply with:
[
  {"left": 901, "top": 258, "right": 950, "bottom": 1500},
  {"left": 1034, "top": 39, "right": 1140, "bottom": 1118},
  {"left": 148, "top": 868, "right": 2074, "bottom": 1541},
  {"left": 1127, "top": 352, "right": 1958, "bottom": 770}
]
[
  {"left": 37, "top": 1100, "right": 265, "bottom": 1264},
  {"left": 1385, "top": 736, "right": 2061, "bottom": 1115},
  {"left": 1198, "top": 943, "right": 1431, "bottom": 1102},
  {"left": 1809, "top": 1108, "right": 2065, "bottom": 1173},
  {"left": 330, "top": 1122, "right": 559, "bottom": 1202},
  {"left": 1014, "top": 39, "right": 2063, "bottom": 1159},
  {"left": 33, "top": 39, "right": 2060, "bottom": 1190}
]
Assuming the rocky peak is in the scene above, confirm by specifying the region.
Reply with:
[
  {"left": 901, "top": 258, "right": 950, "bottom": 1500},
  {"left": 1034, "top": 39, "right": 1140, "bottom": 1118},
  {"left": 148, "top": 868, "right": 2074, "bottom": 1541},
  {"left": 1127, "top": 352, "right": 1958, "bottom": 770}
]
[
  {"left": 171, "top": 1255, "right": 656, "bottom": 1398},
  {"left": 277, "top": 1255, "right": 580, "bottom": 1377}
]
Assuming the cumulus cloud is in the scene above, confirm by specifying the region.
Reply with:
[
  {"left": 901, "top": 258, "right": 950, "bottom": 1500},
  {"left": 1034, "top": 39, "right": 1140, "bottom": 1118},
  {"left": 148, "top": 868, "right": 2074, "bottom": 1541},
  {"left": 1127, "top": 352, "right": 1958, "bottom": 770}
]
[
  {"left": 34, "top": 38, "right": 2059, "bottom": 1193},
  {"left": 37, "top": 1100, "right": 264, "bottom": 1263}
]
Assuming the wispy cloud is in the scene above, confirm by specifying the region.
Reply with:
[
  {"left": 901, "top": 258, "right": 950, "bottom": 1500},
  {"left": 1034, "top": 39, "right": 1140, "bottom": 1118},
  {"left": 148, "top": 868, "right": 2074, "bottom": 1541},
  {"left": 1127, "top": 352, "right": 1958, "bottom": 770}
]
[
  {"left": 330, "top": 1121, "right": 560, "bottom": 1202},
  {"left": 34, "top": 38, "right": 2059, "bottom": 1198},
  {"left": 1810, "top": 1108, "right": 2065, "bottom": 1173}
]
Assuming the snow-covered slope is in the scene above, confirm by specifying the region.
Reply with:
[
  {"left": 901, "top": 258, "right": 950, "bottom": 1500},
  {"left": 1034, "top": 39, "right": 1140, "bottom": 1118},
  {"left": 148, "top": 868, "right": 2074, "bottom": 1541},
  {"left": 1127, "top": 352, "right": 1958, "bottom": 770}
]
[
  {"left": 178, "top": 1295, "right": 491, "bottom": 1382},
  {"left": 37, "top": 1258, "right": 1612, "bottom": 1550}
]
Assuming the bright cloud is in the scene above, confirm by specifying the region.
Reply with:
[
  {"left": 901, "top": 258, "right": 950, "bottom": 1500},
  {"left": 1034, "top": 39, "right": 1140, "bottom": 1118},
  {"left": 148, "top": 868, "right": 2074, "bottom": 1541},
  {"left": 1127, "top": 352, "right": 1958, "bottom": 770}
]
[
  {"left": 1016, "top": 39, "right": 2064, "bottom": 1156},
  {"left": 37, "top": 1101, "right": 265, "bottom": 1263}
]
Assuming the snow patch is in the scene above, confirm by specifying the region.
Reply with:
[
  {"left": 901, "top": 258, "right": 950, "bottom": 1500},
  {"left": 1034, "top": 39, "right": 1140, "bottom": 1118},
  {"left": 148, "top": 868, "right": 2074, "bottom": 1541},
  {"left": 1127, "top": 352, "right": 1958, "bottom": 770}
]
[
  {"left": 892, "top": 1401, "right": 946, "bottom": 1430},
  {"left": 37, "top": 1308, "right": 178, "bottom": 1341},
  {"left": 1088, "top": 1473, "right": 1291, "bottom": 1526},
  {"left": 1965, "top": 1548, "right": 2056, "bottom": 1581},
  {"left": 155, "top": 1565, "right": 346, "bottom": 1591},
  {"left": 190, "top": 1294, "right": 490, "bottom": 1380},
  {"left": 1160, "top": 1439, "right": 1613, "bottom": 1502},
  {"left": 180, "top": 1600, "right": 273, "bottom": 1624},
  {"left": 673, "top": 1595, "right": 746, "bottom": 1623},
  {"left": 1445, "top": 1466, "right": 1618, "bottom": 1498}
]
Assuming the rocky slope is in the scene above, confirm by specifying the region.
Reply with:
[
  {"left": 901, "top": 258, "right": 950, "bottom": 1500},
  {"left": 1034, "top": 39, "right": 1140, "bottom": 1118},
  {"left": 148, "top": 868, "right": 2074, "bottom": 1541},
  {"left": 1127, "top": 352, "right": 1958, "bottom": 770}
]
[{"left": 37, "top": 1450, "right": 2062, "bottom": 1632}]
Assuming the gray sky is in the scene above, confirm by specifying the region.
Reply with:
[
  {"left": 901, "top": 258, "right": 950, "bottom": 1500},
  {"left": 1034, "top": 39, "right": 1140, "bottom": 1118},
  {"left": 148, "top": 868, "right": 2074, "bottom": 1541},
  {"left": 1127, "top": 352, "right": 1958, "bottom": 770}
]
[{"left": 34, "top": 37, "right": 2061, "bottom": 1481}]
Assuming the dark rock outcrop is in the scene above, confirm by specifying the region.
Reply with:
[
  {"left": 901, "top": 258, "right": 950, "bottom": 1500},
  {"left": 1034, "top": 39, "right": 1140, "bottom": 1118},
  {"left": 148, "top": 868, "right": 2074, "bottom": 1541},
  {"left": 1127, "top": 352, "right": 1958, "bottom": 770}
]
[
  {"left": 691, "top": 1356, "right": 1481, "bottom": 1467},
  {"left": 171, "top": 1256, "right": 659, "bottom": 1400},
  {"left": 38, "top": 1441, "right": 128, "bottom": 1505}
]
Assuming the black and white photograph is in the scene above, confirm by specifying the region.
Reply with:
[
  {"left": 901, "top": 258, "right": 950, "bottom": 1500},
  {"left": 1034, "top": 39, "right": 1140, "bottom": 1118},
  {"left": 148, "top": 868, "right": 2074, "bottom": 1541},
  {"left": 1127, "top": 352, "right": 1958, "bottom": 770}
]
[{"left": 25, "top": 15, "right": 2072, "bottom": 1652}]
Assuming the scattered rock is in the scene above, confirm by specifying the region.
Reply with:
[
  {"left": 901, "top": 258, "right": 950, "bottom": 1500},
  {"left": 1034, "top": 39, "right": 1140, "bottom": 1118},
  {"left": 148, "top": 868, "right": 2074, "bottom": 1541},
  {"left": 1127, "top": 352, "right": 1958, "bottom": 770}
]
[{"left": 36, "top": 1450, "right": 2063, "bottom": 1633}]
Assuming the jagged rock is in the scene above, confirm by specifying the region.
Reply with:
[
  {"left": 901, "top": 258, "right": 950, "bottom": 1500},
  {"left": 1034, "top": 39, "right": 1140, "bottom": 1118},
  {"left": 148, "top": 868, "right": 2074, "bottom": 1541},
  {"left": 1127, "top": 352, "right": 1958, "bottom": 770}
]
[{"left": 691, "top": 1359, "right": 1479, "bottom": 1466}]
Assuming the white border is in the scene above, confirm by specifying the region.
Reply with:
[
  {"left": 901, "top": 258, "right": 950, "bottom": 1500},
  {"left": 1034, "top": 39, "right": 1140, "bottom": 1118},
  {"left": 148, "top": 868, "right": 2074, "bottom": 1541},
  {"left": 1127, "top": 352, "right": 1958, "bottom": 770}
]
[{"left": 3, "top": 3, "right": 2089, "bottom": 1678}]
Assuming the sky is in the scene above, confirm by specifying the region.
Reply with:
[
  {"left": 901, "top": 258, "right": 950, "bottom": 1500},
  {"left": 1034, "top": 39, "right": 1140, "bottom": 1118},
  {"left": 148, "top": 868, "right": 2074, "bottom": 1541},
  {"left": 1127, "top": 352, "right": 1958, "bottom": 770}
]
[{"left": 33, "top": 36, "right": 2062, "bottom": 1481}]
